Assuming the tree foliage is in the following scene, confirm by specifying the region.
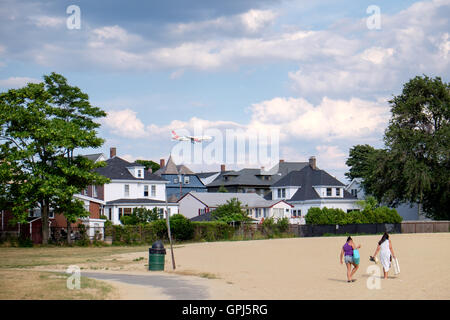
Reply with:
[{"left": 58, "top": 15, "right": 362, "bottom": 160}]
[
  {"left": 0, "top": 73, "right": 109, "bottom": 243},
  {"left": 135, "top": 160, "right": 160, "bottom": 173},
  {"left": 120, "top": 207, "right": 160, "bottom": 225},
  {"left": 211, "top": 198, "right": 251, "bottom": 223},
  {"left": 345, "top": 75, "right": 449, "bottom": 220}
]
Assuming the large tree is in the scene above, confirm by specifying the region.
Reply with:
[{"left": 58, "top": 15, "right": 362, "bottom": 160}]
[
  {"left": 0, "top": 73, "right": 109, "bottom": 243},
  {"left": 346, "top": 75, "right": 449, "bottom": 220}
]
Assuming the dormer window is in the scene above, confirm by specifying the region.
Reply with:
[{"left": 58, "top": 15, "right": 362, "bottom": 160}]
[
  {"left": 277, "top": 188, "right": 286, "bottom": 198},
  {"left": 137, "top": 170, "right": 142, "bottom": 178},
  {"left": 326, "top": 188, "right": 332, "bottom": 196},
  {"left": 336, "top": 188, "right": 341, "bottom": 196}
]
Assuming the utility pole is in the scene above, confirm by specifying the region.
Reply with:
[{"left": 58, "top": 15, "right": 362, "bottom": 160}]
[{"left": 165, "top": 196, "right": 176, "bottom": 270}]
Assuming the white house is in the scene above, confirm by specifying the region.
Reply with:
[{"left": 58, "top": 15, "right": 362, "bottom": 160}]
[
  {"left": 270, "top": 157, "right": 360, "bottom": 223},
  {"left": 178, "top": 191, "right": 293, "bottom": 223},
  {"left": 91, "top": 148, "right": 177, "bottom": 225},
  {"left": 345, "top": 178, "right": 428, "bottom": 221}
]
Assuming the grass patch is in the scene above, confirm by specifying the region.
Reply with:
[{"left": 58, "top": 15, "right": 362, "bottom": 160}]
[
  {"left": 0, "top": 246, "right": 149, "bottom": 269},
  {"left": 0, "top": 270, "right": 116, "bottom": 300}
]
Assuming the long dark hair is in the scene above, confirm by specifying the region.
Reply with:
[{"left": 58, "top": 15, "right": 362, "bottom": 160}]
[
  {"left": 378, "top": 232, "right": 389, "bottom": 245},
  {"left": 347, "top": 236, "right": 352, "bottom": 242}
]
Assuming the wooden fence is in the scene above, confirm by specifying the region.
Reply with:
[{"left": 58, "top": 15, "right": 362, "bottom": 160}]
[{"left": 401, "top": 221, "right": 450, "bottom": 233}]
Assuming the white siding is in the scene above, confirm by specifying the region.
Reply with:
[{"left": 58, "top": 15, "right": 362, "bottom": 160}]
[
  {"left": 104, "top": 181, "right": 166, "bottom": 202},
  {"left": 178, "top": 193, "right": 207, "bottom": 219}
]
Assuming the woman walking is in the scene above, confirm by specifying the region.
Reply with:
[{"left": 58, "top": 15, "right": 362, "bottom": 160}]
[
  {"left": 370, "top": 232, "right": 396, "bottom": 279},
  {"left": 340, "top": 236, "right": 361, "bottom": 282}
]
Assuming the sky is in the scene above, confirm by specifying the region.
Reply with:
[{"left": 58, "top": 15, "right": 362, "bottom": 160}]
[{"left": 0, "top": 0, "right": 449, "bottom": 183}]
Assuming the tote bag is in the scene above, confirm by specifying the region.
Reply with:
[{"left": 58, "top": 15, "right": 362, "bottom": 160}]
[{"left": 353, "top": 249, "right": 360, "bottom": 265}]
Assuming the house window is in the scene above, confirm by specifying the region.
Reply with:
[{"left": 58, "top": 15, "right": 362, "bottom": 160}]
[
  {"left": 336, "top": 188, "right": 341, "bottom": 196},
  {"left": 277, "top": 188, "right": 286, "bottom": 198},
  {"left": 124, "top": 208, "right": 132, "bottom": 216},
  {"left": 119, "top": 208, "right": 123, "bottom": 220},
  {"left": 351, "top": 189, "right": 357, "bottom": 197},
  {"left": 326, "top": 188, "right": 332, "bottom": 196},
  {"left": 151, "top": 185, "right": 156, "bottom": 197},
  {"left": 174, "top": 178, "right": 178, "bottom": 184},
  {"left": 184, "top": 176, "right": 190, "bottom": 184},
  {"left": 124, "top": 185, "right": 130, "bottom": 197},
  {"left": 108, "top": 208, "right": 112, "bottom": 221},
  {"left": 137, "top": 170, "right": 142, "bottom": 178},
  {"left": 263, "top": 208, "right": 267, "bottom": 218},
  {"left": 92, "top": 185, "right": 97, "bottom": 198},
  {"left": 144, "top": 185, "right": 149, "bottom": 197}
]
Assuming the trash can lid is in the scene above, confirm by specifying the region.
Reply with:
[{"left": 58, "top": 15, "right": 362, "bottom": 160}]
[{"left": 151, "top": 240, "right": 165, "bottom": 249}]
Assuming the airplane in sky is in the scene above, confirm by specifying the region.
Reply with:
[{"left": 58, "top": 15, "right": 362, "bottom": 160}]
[{"left": 171, "top": 130, "right": 213, "bottom": 143}]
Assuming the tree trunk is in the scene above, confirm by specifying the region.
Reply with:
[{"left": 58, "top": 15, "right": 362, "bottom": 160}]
[
  {"left": 41, "top": 201, "right": 49, "bottom": 245},
  {"left": 66, "top": 218, "right": 72, "bottom": 245}
]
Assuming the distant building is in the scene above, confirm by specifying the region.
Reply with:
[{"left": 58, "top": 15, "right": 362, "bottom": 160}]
[
  {"left": 345, "top": 178, "right": 428, "bottom": 221},
  {"left": 154, "top": 156, "right": 207, "bottom": 199},
  {"left": 270, "top": 157, "right": 359, "bottom": 223},
  {"left": 91, "top": 148, "right": 176, "bottom": 225},
  {"left": 178, "top": 191, "right": 293, "bottom": 223}
]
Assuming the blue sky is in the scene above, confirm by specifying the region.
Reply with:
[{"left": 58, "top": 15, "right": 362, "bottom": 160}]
[{"left": 0, "top": 0, "right": 449, "bottom": 182}]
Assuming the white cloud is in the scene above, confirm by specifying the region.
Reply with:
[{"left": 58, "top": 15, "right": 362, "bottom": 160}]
[
  {"left": 31, "top": 16, "right": 65, "bottom": 28},
  {"left": 101, "top": 109, "right": 148, "bottom": 138},
  {"left": 0, "top": 76, "right": 41, "bottom": 88},
  {"left": 315, "top": 145, "right": 348, "bottom": 170},
  {"left": 240, "top": 9, "right": 277, "bottom": 33},
  {"left": 248, "top": 96, "right": 390, "bottom": 141}
]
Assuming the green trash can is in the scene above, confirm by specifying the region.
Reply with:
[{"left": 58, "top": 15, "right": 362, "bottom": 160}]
[{"left": 149, "top": 240, "right": 166, "bottom": 271}]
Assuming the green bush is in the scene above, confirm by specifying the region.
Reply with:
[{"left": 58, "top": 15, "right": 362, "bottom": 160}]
[
  {"left": 276, "top": 217, "right": 290, "bottom": 233},
  {"left": 192, "top": 221, "right": 234, "bottom": 241},
  {"left": 306, "top": 205, "right": 402, "bottom": 225},
  {"left": 169, "top": 214, "right": 194, "bottom": 241}
]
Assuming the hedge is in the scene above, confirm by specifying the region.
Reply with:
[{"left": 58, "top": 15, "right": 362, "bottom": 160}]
[{"left": 305, "top": 206, "right": 402, "bottom": 225}]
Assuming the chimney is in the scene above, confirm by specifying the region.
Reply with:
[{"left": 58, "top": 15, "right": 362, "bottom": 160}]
[
  {"left": 147, "top": 167, "right": 153, "bottom": 174},
  {"left": 279, "top": 159, "right": 285, "bottom": 163},
  {"left": 160, "top": 158, "right": 165, "bottom": 168},
  {"left": 110, "top": 147, "right": 116, "bottom": 158},
  {"left": 220, "top": 164, "right": 226, "bottom": 172},
  {"left": 309, "top": 156, "right": 317, "bottom": 170}
]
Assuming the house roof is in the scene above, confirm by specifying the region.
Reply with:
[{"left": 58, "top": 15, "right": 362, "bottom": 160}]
[
  {"left": 189, "top": 212, "right": 217, "bottom": 222},
  {"left": 207, "top": 168, "right": 274, "bottom": 188},
  {"left": 106, "top": 198, "right": 171, "bottom": 205},
  {"left": 179, "top": 191, "right": 292, "bottom": 208},
  {"left": 196, "top": 172, "right": 219, "bottom": 179},
  {"left": 94, "top": 156, "right": 166, "bottom": 181},
  {"left": 154, "top": 155, "right": 194, "bottom": 175},
  {"left": 82, "top": 153, "right": 105, "bottom": 162},
  {"left": 271, "top": 166, "right": 356, "bottom": 201}
]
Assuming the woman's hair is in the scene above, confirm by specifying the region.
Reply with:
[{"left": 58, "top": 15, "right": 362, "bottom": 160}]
[
  {"left": 347, "top": 236, "right": 352, "bottom": 242},
  {"left": 378, "top": 232, "right": 389, "bottom": 245}
]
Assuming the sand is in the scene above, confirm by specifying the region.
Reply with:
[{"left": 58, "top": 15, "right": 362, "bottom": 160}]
[{"left": 158, "top": 233, "right": 450, "bottom": 299}]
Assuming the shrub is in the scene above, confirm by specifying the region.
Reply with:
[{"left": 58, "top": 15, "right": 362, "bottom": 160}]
[
  {"left": 169, "top": 214, "right": 194, "bottom": 241},
  {"left": 276, "top": 217, "right": 289, "bottom": 233},
  {"left": 306, "top": 205, "right": 402, "bottom": 225}
]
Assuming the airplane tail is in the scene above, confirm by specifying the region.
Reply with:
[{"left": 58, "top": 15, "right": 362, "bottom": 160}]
[{"left": 171, "top": 130, "right": 179, "bottom": 139}]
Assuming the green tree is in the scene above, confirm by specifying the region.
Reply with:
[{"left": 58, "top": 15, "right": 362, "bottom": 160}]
[
  {"left": 346, "top": 75, "right": 449, "bottom": 220},
  {"left": 135, "top": 160, "right": 160, "bottom": 173},
  {"left": 345, "top": 144, "right": 378, "bottom": 181},
  {"left": 211, "top": 198, "right": 250, "bottom": 223},
  {"left": 0, "top": 73, "right": 109, "bottom": 244},
  {"left": 218, "top": 184, "right": 228, "bottom": 193}
]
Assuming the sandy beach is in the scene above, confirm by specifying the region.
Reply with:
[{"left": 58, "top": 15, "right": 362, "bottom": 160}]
[{"left": 145, "top": 233, "right": 450, "bottom": 300}]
